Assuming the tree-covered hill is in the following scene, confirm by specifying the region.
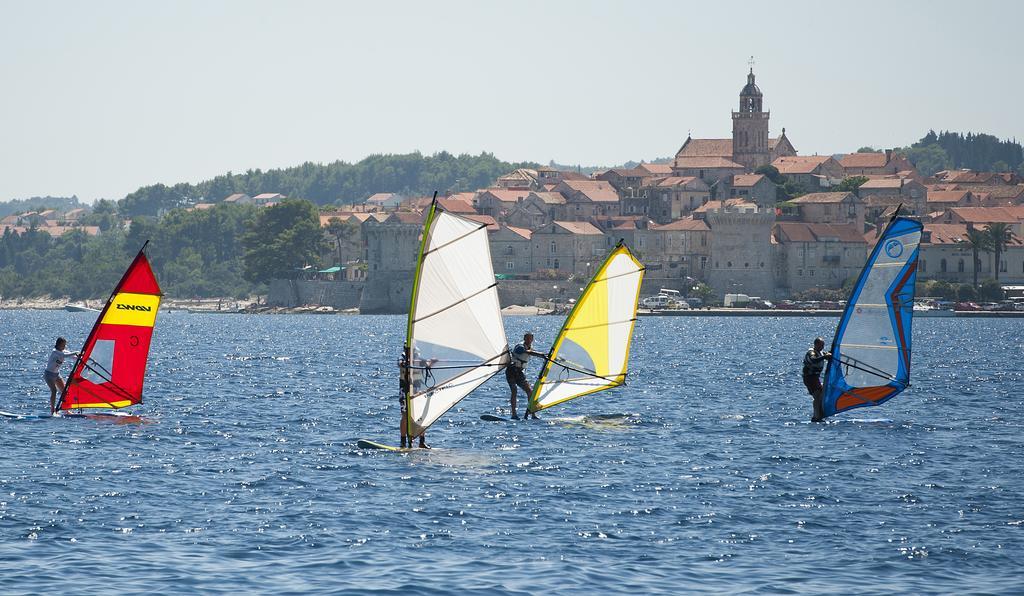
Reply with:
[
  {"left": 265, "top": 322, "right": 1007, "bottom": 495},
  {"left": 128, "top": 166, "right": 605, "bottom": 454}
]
[
  {"left": 897, "top": 130, "right": 1024, "bottom": 177},
  {"left": 118, "top": 152, "right": 541, "bottom": 217}
]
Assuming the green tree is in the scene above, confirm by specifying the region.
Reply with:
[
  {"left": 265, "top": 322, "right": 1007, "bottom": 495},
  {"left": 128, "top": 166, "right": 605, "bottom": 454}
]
[
  {"left": 978, "top": 279, "right": 1005, "bottom": 302},
  {"left": 243, "top": 199, "right": 325, "bottom": 283},
  {"left": 898, "top": 144, "right": 952, "bottom": 177},
  {"left": 930, "top": 280, "right": 957, "bottom": 300},
  {"left": 834, "top": 176, "right": 869, "bottom": 193},
  {"left": 324, "top": 217, "right": 362, "bottom": 266},
  {"left": 964, "top": 226, "right": 991, "bottom": 287},
  {"left": 856, "top": 147, "right": 879, "bottom": 153},
  {"left": 985, "top": 222, "right": 1014, "bottom": 281},
  {"left": 957, "top": 283, "right": 978, "bottom": 301}
]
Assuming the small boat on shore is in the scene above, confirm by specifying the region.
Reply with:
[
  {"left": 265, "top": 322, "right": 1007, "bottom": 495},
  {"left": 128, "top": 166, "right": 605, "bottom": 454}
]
[{"left": 64, "top": 302, "right": 100, "bottom": 313}]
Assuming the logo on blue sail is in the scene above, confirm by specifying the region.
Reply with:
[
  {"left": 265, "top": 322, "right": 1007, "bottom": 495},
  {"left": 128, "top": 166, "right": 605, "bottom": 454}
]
[{"left": 884, "top": 239, "right": 904, "bottom": 258}]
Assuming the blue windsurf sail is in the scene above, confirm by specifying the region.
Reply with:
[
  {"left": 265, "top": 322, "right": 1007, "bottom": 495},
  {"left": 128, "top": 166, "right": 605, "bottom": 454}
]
[{"left": 822, "top": 216, "right": 922, "bottom": 418}]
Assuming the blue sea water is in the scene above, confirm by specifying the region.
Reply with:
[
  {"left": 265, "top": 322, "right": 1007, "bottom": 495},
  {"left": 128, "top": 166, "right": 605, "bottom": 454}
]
[{"left": 1, "top": 310, "right": 1023, "bottom": 594}]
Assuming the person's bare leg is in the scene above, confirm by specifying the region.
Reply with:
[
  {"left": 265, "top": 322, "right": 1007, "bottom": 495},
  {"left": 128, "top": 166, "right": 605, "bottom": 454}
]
[
  {"left": 418, "top": 431, "right": 429, "bottom": 449},
  {"left": 509, "top": 382, "right": 519, "bottom": 419},
  {"left": 522, "top": 380, "right": 538, "bottom": 419}
]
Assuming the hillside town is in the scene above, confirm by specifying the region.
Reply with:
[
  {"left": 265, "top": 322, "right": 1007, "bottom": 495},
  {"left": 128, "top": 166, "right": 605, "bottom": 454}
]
[
  {"left": 310, "top": 68, "right": 1024, "bottom": 310},
  {"left": 3, "top": 68, "right": 1024, "bottom": 312}
]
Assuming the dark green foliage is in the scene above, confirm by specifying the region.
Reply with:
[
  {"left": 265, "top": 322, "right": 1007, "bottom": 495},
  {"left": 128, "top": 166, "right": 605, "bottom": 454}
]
[
  {"left": 978, "top": 279, "right": 1005, "bottom": 302},
  {"left": 900, "top": 130, "right": 1024, "bottom": 176},
  {"left": 957, "top": 283, "right": 978, "bottom": 301},
  {"left": 985, "top": 222, "right": 1014, "bottom": 281},
  {"left": 755, "top": 165, "right": 806, "bottom": 201},
  {"left": 117, "top": 152, "right": 540, "bottom": 217},
  {"left": 0, "top": 196, "right": 83, "bottom": 218},
  {"left": 242, "top": 200, "right": 326, "bottom": 284},
  {"left": 0, "top": 203, "right": 262, "bottom": 300},
  {"left": 835, "top": 176, "right": 869, "bottom": 193}
]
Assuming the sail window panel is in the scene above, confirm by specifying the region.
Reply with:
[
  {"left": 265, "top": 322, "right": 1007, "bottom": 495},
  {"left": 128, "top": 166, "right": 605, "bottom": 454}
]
[{"left": 81, "top": 339, "right": 115, "bottom": 385}]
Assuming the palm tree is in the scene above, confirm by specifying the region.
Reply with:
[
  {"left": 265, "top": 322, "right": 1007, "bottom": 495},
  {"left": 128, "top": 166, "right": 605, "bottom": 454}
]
[
  {"left": 964, "top": 226, "right": 990, "bottom": 287},
  {"left": 985, "top": 222, "right": 1014, "bottom": 281}
]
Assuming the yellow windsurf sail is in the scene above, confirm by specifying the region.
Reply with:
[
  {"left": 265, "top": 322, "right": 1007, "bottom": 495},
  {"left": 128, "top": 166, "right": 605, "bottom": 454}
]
[{"left": 528, "top": 242, "right": 645, "bottom": 412}]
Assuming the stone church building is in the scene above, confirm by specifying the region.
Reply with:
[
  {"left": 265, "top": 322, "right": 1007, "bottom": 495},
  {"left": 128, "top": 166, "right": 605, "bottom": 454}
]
[{"left": 675, "top": 68, "right": 796, "bottom": 172}]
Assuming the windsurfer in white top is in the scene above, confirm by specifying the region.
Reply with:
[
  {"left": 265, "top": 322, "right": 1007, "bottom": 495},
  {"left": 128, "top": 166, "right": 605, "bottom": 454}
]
[
  {"left": 44, "top": 337, "right": 78, "bottom": 414},
  {"left": 507, "top": 332, "right": 545, "bottom": 420}
]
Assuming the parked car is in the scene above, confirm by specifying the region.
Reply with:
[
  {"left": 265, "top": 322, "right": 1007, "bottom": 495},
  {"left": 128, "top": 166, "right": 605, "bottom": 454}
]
[
  {"left": 775, "top": 300, "right": 798, "bottom": 310},
  {"left": 685, "top": 297, "right": 703, "bottom": 308},
  {"left": 955, "top": 301, "right": 981, "bottom": 311}
]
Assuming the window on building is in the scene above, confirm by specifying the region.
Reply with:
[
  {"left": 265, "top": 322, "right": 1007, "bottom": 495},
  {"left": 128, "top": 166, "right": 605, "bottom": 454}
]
[
  {"left": 550, "top": 241, "right": 556, "bottom": 254},
  {"left": 798, "top": 269, "right": 803, "bottom": 276},
  {"left": 1001, "top": 260, "right": 1007, "bottom": 272},
  {"left": 958, "top": 259, "right": 965, "bottom": 273},
  {"left": 727, "top": 261, "right": 732, "bottom": 268},
  {"left": 940, "top": 258, "right": 947, "bottom": 273},
  {"left": 505, "top": 245, "right": 514, "bottom": 255},
  {"left": 700, "top": 256, "right": 707, "bottom": 270},
  {"left": 810, "top": 269, "right": 815, "bottom": 277},
  {"left": 506, "top": 262, "right": 514, "bottom": 271},
  {"left": 553, "top": 258, "right": 560, "bottom": 270}
]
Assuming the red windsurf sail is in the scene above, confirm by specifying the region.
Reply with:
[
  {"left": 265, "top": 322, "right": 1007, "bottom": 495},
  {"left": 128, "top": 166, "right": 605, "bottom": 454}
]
[{"left": 58, "top": 245, "right": 162, "bottom": 411}]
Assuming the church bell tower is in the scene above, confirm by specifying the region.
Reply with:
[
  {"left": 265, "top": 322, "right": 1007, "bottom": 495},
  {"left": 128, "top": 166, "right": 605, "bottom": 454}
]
[{"left": 732, "top": 64, "right": 771, "bottom": 171}]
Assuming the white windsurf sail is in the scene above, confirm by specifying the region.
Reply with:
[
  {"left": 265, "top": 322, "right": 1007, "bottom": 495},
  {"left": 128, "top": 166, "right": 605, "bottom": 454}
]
[
  {"left": 528, "top": 242, "right": 645, "bottom": 412},
  {"left": 405, "top": 200, "right": 509, "bottom": 436}
]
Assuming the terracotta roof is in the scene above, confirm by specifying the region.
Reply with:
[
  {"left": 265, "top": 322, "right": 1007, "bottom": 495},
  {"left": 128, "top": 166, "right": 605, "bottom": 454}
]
[
  {"left": 653, "top": 217, "right": 710, "bottom": 232},
  {"left": 463, "top": 214, "right": 499, "bottom": 231},
  {"left": 253, "top": 193, "right": 285, "bottom": 200},
  {"left": 479, "top": 189, "right": 531, "bottom": 203},
  {"left": 191, "top": 203, "right": 216, "bottom": 210},
  {"left": 384, "top": 212, "right": 424, "bottom": 225},
  {"left": 947, "top": 207, "right": 1023, "bottom": 224},
  {"left": 530, "top": 191, "right": 567, "bottom": 204},
  {"left": 774, "top": 222, "right": 867, "bottom": 244},
  {"left": 366, "top": 192, "right": 401, "bottom": 203},
  {"left": 654, "top": 176, "right": 704, "bottom": 189},
  {"left": 223, "top": 193, "right": 250, "bottom": 203},
  {"left": 503, "top": 225, "right": 532, "bottom": 240},
  {"left": 772, "top": 155, "right": 833, "bottom": 175},
  {"left": 927, "top": 190, "right": 970, "bottom": 204},
  {"left": 839, "top": 152, "right": 888, "bottom": 168},
  {"left": 446, "top": 191, "right": 477, "bottom": 204},
  {"left": 858, "top": 178, "right": 904, "bottom": 189},
  {"left": 560, "top": 180, "right": 620, "bottom": 202},
  {"left": 788, "top": 192, "right": 854, "bottom": 204},
  {"left": 676, "top": 138, "right": 733, "bottom": 158},
  {"left": 549, "top": 221, "right": 604, "bottom": 235},
  {"left": 497, "top": 168, "right": 538, "bottom": 182},
  {"left": 673, "top": 156, "right": 744, "bottom": 170},
  {"left": 731, "top": 174, "right": 766, "bottom": 187},
  {"left": 923, "top": 223, "right": 1024, "bottom": 246},
  {"left": 694, "top": 198, "right": 756, "bottom": 213},
  {"left": 636, "top": 163, "right": 674, "bottom": 175},
  {"left": 438, "top": 197, "right": 477, "bottom": 214}
]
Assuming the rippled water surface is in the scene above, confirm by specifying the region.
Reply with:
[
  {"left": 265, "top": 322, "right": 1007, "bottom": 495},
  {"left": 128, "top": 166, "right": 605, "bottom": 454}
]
[{"left": 1, "top": 311, "right": 1023, "bottom": 594}]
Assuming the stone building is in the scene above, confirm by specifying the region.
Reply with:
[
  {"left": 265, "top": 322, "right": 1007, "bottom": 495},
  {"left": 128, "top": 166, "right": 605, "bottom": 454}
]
[
  {"left": 475, "top": 189, "right": 531, "bottom": 220},
  {"left": 788, "top": 192, "right": 865, "bottom": 230},
  {"left": 671, "top": 156, "right": 745, "bottom": 186},
  {"left": 773, "top": 222, "right": 868, "bottom": 294},
  {"left": 705, "top": 205, "right": 776, "bottom": 298},
  {"left": 771, "top": 155, "right": 844, "bottom": 192},
  {"left": 649, "top": 217, "right": 711, "bottom": 280},
  {"left": 622, "top": 176, "right": 711, "bottom": 223},
  {"left": 359, "top": 211, "right": 423, "bottom": 313},
  {"left": 555, "top": 180, "right": 621, "bottom": 220},
  {"left": 857, "top": 178, "right": 927, "bottom": 218},
  {"left": 489, "top": 225, "right": 534, "bottom": 276},
  {"left": 838, "top": 150, "right": 916, "bottom": 177},
  {"left": 504, "top": 191, "right": 566, "bottom": 229},
  {"left": 675, "top": 68, "right": 796, "bottom": 174},
  {"left": 727, "top": 174, "right": 777, "bottom": 208},
  {"left": 530, "top": 221, "right": 607, "bottom": 277}
]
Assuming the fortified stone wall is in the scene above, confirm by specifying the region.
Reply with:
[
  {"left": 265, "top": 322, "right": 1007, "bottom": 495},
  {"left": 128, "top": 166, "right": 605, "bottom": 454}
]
[
  {"left": 267, "top": 279, "right": 364, "bottom": 309},
  {"left": 706, "top": 210, "right": 777, "bottom": 299}
]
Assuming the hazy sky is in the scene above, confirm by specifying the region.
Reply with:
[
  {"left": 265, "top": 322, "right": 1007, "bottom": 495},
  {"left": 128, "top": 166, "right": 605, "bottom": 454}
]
[{"left": 2, "top": 0, "right": 1021, "bottom": 202}]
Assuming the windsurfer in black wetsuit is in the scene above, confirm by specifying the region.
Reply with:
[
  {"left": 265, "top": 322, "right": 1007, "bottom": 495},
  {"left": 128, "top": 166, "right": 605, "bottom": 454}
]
[
  {"left": 507, "top": 332, "right": 545, "bottom": 420},
  {"left": 802, "top": 337, "right": 832, "bottom": 422}
]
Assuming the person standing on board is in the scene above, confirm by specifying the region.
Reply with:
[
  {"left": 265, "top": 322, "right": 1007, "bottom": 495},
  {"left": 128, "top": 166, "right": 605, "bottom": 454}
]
[
  {"left": 507, "top": 332, "right": 544, "bottom": 420},
  {"left": 44, "top": 337, "right": 78, "bottom": 415},
  {"left": 398, "top": 346, "right": 430, "bottom": 449},
  {"left": 802, "top": 337, "right": 831, "bottom": 422}
]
